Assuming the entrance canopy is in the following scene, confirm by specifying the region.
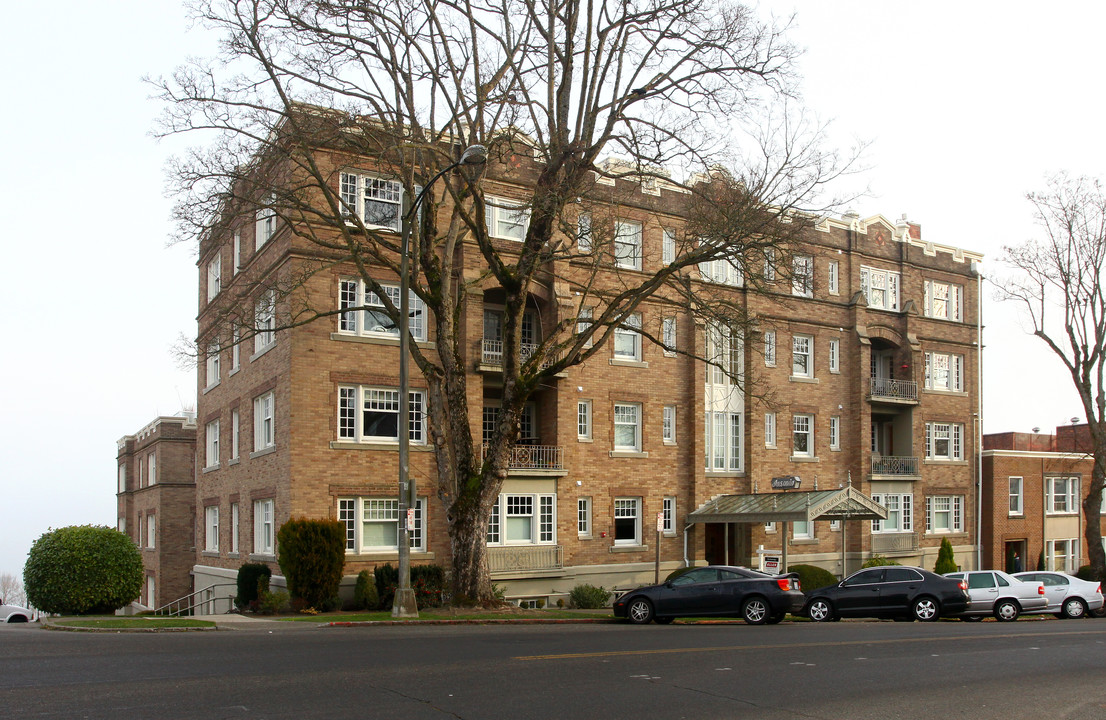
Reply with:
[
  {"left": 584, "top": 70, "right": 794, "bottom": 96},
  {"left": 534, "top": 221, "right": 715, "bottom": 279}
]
[{"left": 687, "top": 486, "right": 888, "bottom": 524}]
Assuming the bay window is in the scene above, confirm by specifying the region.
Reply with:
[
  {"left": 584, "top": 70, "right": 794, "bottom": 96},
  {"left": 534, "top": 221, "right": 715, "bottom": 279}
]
[
  {"left": 871, "top": 493, "right": 913, "bottom": 533},
  {"left": 338, "top": 385, "right": 426, "bottom": 444},
  {"left": 860, "top": 266, "right": 901, "bottom": 311}
]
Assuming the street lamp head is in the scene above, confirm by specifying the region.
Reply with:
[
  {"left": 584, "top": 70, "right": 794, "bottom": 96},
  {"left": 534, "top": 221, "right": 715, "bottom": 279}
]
[{"left": 459, "top": 144, "right": 487, "bottom": 166}]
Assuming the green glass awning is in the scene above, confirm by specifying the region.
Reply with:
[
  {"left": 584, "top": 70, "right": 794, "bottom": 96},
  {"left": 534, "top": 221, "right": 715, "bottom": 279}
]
[{"left": 687, "top": 486, "right": 888, "bottom": 524}]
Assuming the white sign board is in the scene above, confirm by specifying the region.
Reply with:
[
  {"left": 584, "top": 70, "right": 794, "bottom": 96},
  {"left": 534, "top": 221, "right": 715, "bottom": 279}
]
[
  {"left": 762, "top": 555, "right": 781, "bottom": 574},
  {"left": 406, "top": 508, "right": 415, "bottom": 531},
  {"left": 656, "top": 511, "right": 665, "bottom": 532}
]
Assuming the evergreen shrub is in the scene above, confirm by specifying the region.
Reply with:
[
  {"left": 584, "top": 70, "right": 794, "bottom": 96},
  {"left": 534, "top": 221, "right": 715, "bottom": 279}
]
[
  {"left": 23, "top": 525, "right": 143, "bottom": 615},
  {"left": 276, "top": 518, "right": 346, "bottom": 610},
  {"left": 569, "top": 584, "right": 612, "bottom": 609},
  {"left": 236, "top": 563, "right": 272, "bottom": 610},
  {"left": 788, "top": 564, "right": 838, "bottom": 593}
]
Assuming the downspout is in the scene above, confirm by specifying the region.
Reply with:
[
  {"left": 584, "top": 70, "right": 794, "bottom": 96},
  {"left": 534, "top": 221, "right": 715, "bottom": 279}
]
[
  {"left": 975, "top": 262, "right": 984, "bottom": 571},
  {"left": 682, "top": 524, "right": 692, "bottom": 567}
]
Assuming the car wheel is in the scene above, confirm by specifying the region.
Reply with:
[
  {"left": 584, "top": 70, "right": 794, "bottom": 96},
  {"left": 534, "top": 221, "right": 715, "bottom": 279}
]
[
  {"left": 1062, "top": 597, "right": 1088, "bottom": 619},
  {"left": 766, "top": 612, "right": 786, "bottom": 625},
  {"left": 742, "top": 596, "right": 769, "bottom": 625},
  {"left": 627, "top": 597, "right": 655, "bottom": 624},
  {"left": 912, "top": 596, "right": 939, "bottom": 622},
  {"left": 993, "top": 599, "right": 1020, "bottom": 622},
  {"left": 807, "top": 598, "right": 834, "bottom": 622},
  {"left": 654, "top": 616, "right": 675, "bottom": 625}
]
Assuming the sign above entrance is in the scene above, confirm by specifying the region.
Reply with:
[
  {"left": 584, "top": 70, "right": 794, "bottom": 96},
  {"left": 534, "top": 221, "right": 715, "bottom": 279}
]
[{"left": 771, "top": 475, "right": 801, "bottom": 490}]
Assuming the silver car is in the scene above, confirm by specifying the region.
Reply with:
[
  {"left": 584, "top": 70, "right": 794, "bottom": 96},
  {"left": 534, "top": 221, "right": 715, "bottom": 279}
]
[
  {"left": 0, "top": 602, "right": 33, "bottom": 623},
  {"left": 1013, "top": 571, "right": 1104, "bottom": 619},
  {"left": 944, "top": 570, "right": 1047, "bottom": 621}
]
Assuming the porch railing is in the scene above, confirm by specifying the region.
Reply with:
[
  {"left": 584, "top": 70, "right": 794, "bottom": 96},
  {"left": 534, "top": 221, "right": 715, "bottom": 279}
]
[
  {"left": 488, "top": 545, "right": 564, "bottom": 574},
  {"left": 482, "top": 443, "right": 564, "bottom": 470},
  {"left": 871, "top": 533, "right": 920, "bottom": 554},
  {"left": 871, "top": 455, "right": 920, "bottom": 476},
  {"left": 481, "top": 339, "right": 555, "bottom": 369},
  {"left": 869, "top": 376, "right": 918, "bottom": 402}
]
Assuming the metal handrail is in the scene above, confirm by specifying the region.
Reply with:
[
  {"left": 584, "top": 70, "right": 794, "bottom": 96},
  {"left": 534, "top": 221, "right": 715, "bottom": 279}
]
[{"left": 154, "top": 583, "right": 238, "bottom": 617}]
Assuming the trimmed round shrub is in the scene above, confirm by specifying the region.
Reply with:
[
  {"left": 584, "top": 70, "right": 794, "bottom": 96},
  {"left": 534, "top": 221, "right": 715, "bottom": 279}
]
[
  {"left": 788, "top": 564, "right": 838, "bottom": 593},
  {"left": 277, "top": 518, "right": 347, "bottom": 610},
  {"left": 24, "top": 525, "right": 143, "bottom": 615},
  {"left": 354, "top": 569, "right": 380, "bottom": 610},
  {"left": 569, "top": 583, "right": 611, "bottom": 609},
  {"left": 861, "top": 555, "right": 901, "bottom": 569},
  {"left": 236, "top": 563, "right": 273, "bottom": 610}
]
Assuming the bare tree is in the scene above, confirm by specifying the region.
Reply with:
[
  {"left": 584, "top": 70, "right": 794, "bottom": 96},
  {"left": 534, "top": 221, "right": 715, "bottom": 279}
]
[
  {"left": 153, "top": 0, "right": 853, "bottom": 603},
  {"left": 0, "top": 571, "right": 26, "bottom": 607},
  {"left": 1000, "top": 173, "right": 1106, "bottom": 581}
]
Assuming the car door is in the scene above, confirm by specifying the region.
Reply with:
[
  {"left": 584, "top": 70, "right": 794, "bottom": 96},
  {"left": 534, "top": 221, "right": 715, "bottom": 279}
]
[
  {"left": 835, "top": 568, "right": 885, "bottom": 615},
  {"left": 965, "top": 571, "right": 998, "bottom": 612},
  {"left": 880, "top": 567, "right": 924, "bottom": 616},
  {"left": 1037, "top": 573, "right": 1067, "bottom": 612},
  {"left": 656, "top": 568, "right": 722, "bottom": 615}
]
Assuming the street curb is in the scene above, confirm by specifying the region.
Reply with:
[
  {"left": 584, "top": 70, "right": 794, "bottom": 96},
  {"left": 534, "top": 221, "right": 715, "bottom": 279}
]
[
  {"left": 41, "top": 622, "right": 218, "bottom": 633},
  {"left": 325, "top": 618, "right": 614, "bottom": 627}
]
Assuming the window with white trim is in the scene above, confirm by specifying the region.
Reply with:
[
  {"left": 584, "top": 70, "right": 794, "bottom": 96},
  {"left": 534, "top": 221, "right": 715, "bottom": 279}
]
[
  {"left": 147, "top": 513, "right": 156, "bottom": 549},
  {"left": 338, "top": 386, "right": 425, "bottom": 444},
  {"left": 662, "top": 228, "right": 676, "bottom": 265},
  {"left": 230, "top": 409, "right": 240, "bottom": 461},
  {"left": 828, "top": 260, "right": 839, "bottom": 295},
  {"left": 663, "top": 496, "right": 676, "bottom": 534},
  {"left": 118, "top": 464, "right": 126, "bottom": 493},
  {"left": 230, "top": 502, "right": 239, "bottom": 554},
  {"left": 662, "top": 405, "right": 676, "bottom": 444},
  {"left": 255, "top": 195, "right": 276, "bottom": 247},
  {"left": 1047, "top": 538, "right": 1077, "bottom": 573},
  {"left": 340, "top": 172, "right": 404, "bottom": 231},
  {"left": 614, "top": 497, "right": 642, "bottom": 545},
  {"left": 707, "top": 323, "right": 741, "bottom": 384},
  {"left": 829, "top": 338, "right": 840, "bottom": 373},
  {"left": 147, "top": 453, "right": 156, "bottom": 486},
  {"left": 254, "top": 392, "right": 275, "bottom": 451},
  {"left": 339, "top": 497, "right": 427, "bottom": 553},
  {"left": 205, "top": 420, "right": 220, "bottom": 469},
  {"left": 207, "top": 253, "right": 221, "bottom": 302},
  {"left": 577, "top": 400, "right": 592, "bottom": 440},
  {"left": 254, "top": 290, "right": 276, "bottom": 353},
  {"left": 792, "top": 520, "right": 812, "bottom": 540},
  {"left": 253, "top": 498, "right": 274, "bottom": 555},
  {"left": 204, "top": 505, "right": 220, "bottom": 552},
  {"left": 577, "top": 307, "right": 593, "bottom": 348},
  {"left": 231, "top": 324, "right": 240, "bottom": 370},
  {"left": 792, "top": 335, "right": 813, "bottom": 378},
  {"left": 924, "top": 351, "right": 964, "bottom": 392},
  {"left": 924, "top": 279, "right": 964, "bottom": 321},
  {"left": 1009, "top": 476, "right": 1023, "bottom": 516},
  {"left": 486, "top": 195, "right": 530, "bottom": 241},
  {"left": 578, "top": 497, "right": 592, "bottom": 537},
  {"left": 613, "top": 403, "right": 642, "bottom": 451},
  {"left": 792, "top": 414, "right": 814, "bottom": 457},
  {"left": 205, "top": 343, "right": 220, "bottom": 389},
  {"left": 486, "top": 493, "right": 556, "bottom": 545},
  {"left": 860, "top": 266, "right": 901, "bottom": 311},
  {"left": 925, "top": 422, "right": 963, "bottom": 460},
  {"left": 577, "top": 212, "right": 592, "bottom": 252},
  {"left": 871, "top": 493, "right": 913, "bottom": 533},
  {"left": 233, "top": 230, "right": 241, "bottom": 274},
  {"left": 705, "top": 411, "right": 742, "bottom": 470},
  {"left": 699, "top": 256, "right": 743, "bottom": 286},
  {"left": 614, "top": 220, "right": 642, "bottom": 270},
  {"left": 1047, "top": 476, "right": 1079, "bottom": 515},
  {"left": 662, "top": 317, "right": 676, "bottom": 356},
  {"left": 792, "top": 255, "right": 813, "bottom": 297},
  {"left": 764, "top": 331, "right": 776, "bottom": 366},
  {"left": 765, "top": 413, "right": 776, "bottom": 448},
  {"left": 829, "top": 416, "right": 840, "bottom": 450},
  {"left": 925, "top": 495, "right": 963, "bottom": 533},
  {"left": 614, "top": 313, "right": 642, "bottom": 361},
  {"left": 338, "top": 278, "right": 426, "bottom": 341}
]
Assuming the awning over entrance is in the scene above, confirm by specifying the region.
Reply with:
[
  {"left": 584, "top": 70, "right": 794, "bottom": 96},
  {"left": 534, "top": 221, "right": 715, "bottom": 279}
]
[{"left": 687, "top": 486, "right": 888, "bottom": 524}]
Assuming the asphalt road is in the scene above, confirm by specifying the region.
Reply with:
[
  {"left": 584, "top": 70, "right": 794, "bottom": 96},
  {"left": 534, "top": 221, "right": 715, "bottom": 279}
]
[{"left": 2, "top": 618, "right": 1106, "bottom": 719}]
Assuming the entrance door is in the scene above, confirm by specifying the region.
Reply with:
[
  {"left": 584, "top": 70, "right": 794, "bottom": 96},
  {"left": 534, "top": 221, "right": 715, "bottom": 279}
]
[{"left": 1004, "top": 540, "right": 1027, "bottom": 574}]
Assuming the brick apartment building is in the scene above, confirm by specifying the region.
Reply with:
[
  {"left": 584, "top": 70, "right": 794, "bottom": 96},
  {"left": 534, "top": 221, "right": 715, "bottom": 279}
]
[
  {"left": 124, "top": 118, "right": 984, "bottom": 609},
  {"left": 116, "top": 415, "right": 197, "bottom": 609},
  {"left": 982, "top": 424, "right": 1104, "bottom": 574}
]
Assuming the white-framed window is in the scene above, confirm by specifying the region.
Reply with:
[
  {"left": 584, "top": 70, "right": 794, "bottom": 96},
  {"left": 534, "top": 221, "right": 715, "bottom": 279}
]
[
  {"left": 340, "top": 172, "right": 404, "bottom": 231},
  {"left": 925, "top": 495, "right": 963, "bottom": 533},
  {"left": 338, "top": 278, "right": 427, "bottom": 341},
  {"left": 254, "top": 290, "right": 276, "bottom": 353},
  {"left": 792, "top": 334, "right": 813, "bottom": 378},
  {"left": 792, "top": 414, "right": 814, "bottom": 457},
  {"left": 925, "top": 422, "right": 963, "bottom": 460},
  {"left": 486, "top": 493, "right": 556, "bottom": 545},
  {"left": 614, "top": 312, "right": 642, "bottom": 361},
  {"left": 205, "top": 419, "right": 220, "bottom": 469},
  {"left": 577, "top": 307, "right": 593, "bottom": 348},
  {"left": 146, "top": 513, "right": 156, "bottom": 549},
  {"left": 486, "top": 195, "right": 530, "bottom": 241},
  {"left": 233, "top": 230, "right": 241, "bottom": 274},
  {"left": 828, "top": 260, "right": 839, "bottom": 295},
  {"left": 765, "top": 413, "right": 777, "bottom": 448},
  {"left": 871, "top": 493, "right": 913, "bottom": 533},
  {"left": 924, "top": 351, "right": 964, "bottom": 392},
  {"left": 1047, "top": 476, "right": 1079, "bottom": 515},
  {"left": 699, "top": 256, "right": 743, "bottom": 286},
  {"left": 204, "top": 505, "right": 220, "bottom": 552},
  {"left": 255, "top": 195, "right": 276, "bottom": 247},
  {"left": 205, "top": 343, "right": 220, "bottom": 388},
  {"left": 662, "top": 228, "right": 676, "bottom": 265},
  {"left": 147, "top": 453, "right": 156, "bottom": 486},
  {"left": 614, "top": 220, "right": 642, "bottom": 270},
  {"left": 829, "top": 338, "right": 840, "bottom": 373},
  {"left": 338, "top": 385, "right": 426, "bottom": 444},
  {"left": 231, "top": 324, "right": 240, "bottom": 370},
  {"left": 230, "top": 409, "right": 240, "bottom": 461},
  {"left": 614, "top": 403, "right": 642, "bottom": 451},
  {"left": 578, "top": 497, "right": 592, "bottom": 537},
  {"left": 577, "top": 400, "right": 592, "bottom": 440},
  {"left": 662, "top": 317, "right": 677, "bottom": 356},
  {"left": 792, "top": 520, "right": 812, "bottom": 540},
  {"left": 792, "top": 254, "right": 813, "bottom": 297},
  {"left": 705, "top": 411, "right": 742, "bottom": 470},
  {"left": 230, "top": 502, "right": 239, "bottom": 554},
  {"left": 1009, "top": 476, "right": 1024, "bottom": 516},
  {"left": 765, "top": 521, "right": 777, "bottom": 533},
  {"left": 118, "top": 464, "right": 126, "bottom": 493},
  {"left": 829, "top": 416, "right": 840, "bottom": 451},
  {"left": 924, "top": 279, "right": 964, "bottom": 322},
  {"left": 1046, "top": 538, "right": 1077, "bottom": 573},
  {"left": 830, "top": 519, "right": 841, "bottom": 531},
  {"left": 764, "top": 330, "right": 776, "bottom": 366},
  {"left": 254, "top": 392, "right": 275, "bottom": 451},
  {"left": 253, "top": 498, "right": 274, "bottom": 555},
  {"left": 207, "top": 253, "right": 221, "bottom": 302},
  {"left": 663, "top": 496, "right": 676, "bottom": 534},
  {"left": 860, "top": 266, "right": 901, "bottom": 311},
  {"left": 662, "top": 405, "right": 676, "bottom": 444},
  {"left": 614, "top": 497, "right": 642, "bottom": 546},
  {"left": 576, "top": 212, "right": 592, "bottom": 252},
  {"left": 764, "top": 247, "right": 776, "bottom": 281},
  {"left": 706, "top": 322, "right": 741, "bottom": 384},
  {"left": 481, "top": 404, "right": 536, "bottom": 444},
  {"left": 338, "top": 497, "right": 427, "bottom": 553}
]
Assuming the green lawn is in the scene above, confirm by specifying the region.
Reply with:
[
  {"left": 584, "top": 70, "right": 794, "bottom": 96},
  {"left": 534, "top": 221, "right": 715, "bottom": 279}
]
[
  {"left": 281, "top": 608, "right": 614, "bottom": 622},
  {"left": 51, "top": 617, "right": 216, "bottom": 629}
]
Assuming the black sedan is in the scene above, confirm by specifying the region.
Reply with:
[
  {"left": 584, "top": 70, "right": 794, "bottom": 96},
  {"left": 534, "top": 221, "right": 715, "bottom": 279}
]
[
  {"left": 612, "top": 565, "right": 805, "bottom": 625},
  {"left": 803, "top": 566, "right": 970, "bottom": 622}
]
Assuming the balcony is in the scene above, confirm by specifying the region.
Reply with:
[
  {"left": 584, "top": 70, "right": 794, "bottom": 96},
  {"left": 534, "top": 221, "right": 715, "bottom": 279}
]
[
  {"left": 488, "top": 544, "right": 564, "bottom": 575},
  {"left": 868, "top": 377, "right": 918, "bottom": 403},
  {"left": 482, "top": 443, "right": 564, "bottom": 471},
  {"left": 870, "top": 454, "right": 920, "bottom": 477},
  {"left": 481, "top": 339, "right": 556, "bottom": 369},
  {"left": 871, "top": 532, "right": 919, "bottom": 554}
]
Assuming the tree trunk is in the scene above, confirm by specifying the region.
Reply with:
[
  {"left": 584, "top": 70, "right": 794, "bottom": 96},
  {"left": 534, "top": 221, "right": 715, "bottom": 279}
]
[{"left": 448, "top": 481, "right": 497, "bottom": 605}]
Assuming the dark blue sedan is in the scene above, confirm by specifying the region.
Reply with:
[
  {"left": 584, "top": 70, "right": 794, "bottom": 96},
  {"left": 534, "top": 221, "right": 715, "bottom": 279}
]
[{"left": 804, "top": 566, "right": 969, "bottom": 622}]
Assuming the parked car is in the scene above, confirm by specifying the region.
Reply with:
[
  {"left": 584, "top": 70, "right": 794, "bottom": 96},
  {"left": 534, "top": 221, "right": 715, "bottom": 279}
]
[
  {"left": 612, "top": 566, "right": 805, "bottom": 625},
  {"left": 944, "top": 570, "right": 1047, "bottom": 621},
  {"left": 1013, "top": 571, "right": 1104, "bottom": 619},
  {"left": 804, "top": 566, "right": 969, "bottom": 622},
  {"left": 0, "top": 601, "right": 33, "bottom": 623}
]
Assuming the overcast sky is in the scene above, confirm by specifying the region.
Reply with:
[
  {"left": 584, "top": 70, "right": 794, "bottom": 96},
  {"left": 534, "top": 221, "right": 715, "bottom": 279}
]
[{"left": 0, "top": 1, "right": 1099, "bottom": 579}]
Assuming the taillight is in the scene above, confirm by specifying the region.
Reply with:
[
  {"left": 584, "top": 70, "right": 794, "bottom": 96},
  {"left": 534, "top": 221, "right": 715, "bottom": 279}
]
[
  {"left": 777, "top": 577, "right": 799, "bottom": 592},
  {"left": 1038, "top": 585, "right": 1045, "bottom": 595},
  {"left": 1096, "top": 584, "right": 1102, "bottom": 595},
  {"left": 959, "top": 580, "right": 968, "bottom": 592}
]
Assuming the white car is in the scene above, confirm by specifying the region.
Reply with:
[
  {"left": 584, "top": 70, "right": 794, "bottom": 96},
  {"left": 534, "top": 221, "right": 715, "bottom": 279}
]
[
  {"left": 944, "top": 570, "right": 1047, "bottom": 621},
  {"left": 1013, "top": 571, "right": 1104, "bottom": 619},
  {"left": 0, "top": 601, "right": 34, "bottom": 623}
]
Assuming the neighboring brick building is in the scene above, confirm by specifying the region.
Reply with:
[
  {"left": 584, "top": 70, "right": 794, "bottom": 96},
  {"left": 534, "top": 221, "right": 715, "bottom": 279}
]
[
  {"left": 982, "top": 424, "right": 1104, "bottom": 574},
  {"left": 116, "top": 415, "right": 197, "bottom": 610}
]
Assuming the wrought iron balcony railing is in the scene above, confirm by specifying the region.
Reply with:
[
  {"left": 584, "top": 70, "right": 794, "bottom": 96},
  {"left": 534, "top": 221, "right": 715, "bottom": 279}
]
[
  {"left": 870, "top": 454, "right": 920, "bottom": 476},
  {"left": 869, "top": 376, "right": 918, "bottom": 402},
  {"left": 488, "top": 544, "right": 564, "bottom": 574},
  {"left": 482, "top": 443, "right": 564, "bottom": 470}
]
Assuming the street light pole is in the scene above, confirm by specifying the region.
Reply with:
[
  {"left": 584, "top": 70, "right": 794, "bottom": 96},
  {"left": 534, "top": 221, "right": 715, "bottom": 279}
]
[{"left": 392, "top": 144, "right": 486, "bottom": 618}]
